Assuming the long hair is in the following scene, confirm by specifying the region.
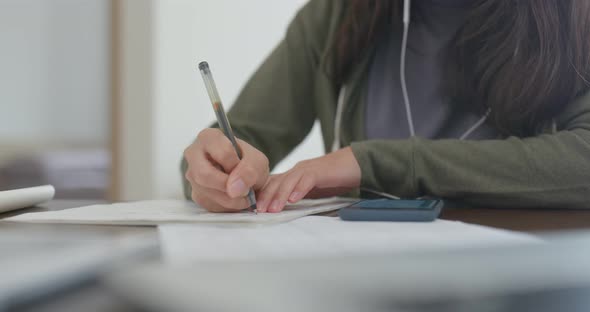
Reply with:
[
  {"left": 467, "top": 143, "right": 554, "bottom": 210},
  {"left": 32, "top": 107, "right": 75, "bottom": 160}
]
[{"left": 329, "top": 0, "right": 590, "bottom": 135}]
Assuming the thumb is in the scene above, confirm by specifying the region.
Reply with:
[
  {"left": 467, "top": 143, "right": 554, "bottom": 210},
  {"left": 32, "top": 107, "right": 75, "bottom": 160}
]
[{"left": 226, "top": 160, "right": 260, "bottom": 198}]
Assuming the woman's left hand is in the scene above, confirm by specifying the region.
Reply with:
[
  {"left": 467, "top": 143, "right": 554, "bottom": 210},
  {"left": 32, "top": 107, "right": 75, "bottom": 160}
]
[{"left": 256, "top": 147, "right": 361, "bottom": 213}]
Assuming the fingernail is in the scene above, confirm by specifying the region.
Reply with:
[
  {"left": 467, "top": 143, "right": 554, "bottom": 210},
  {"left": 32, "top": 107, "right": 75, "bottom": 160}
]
[
  {"left": 289, "top": 192, "right": 302, "bottom": 202},
  {"left": 257, "top": 200, "right": 267, "bottom": 213},
  {"left": 270, "top": 200, "right": 282, "bottom": 213},
  {"left": 229, "top": 178, "right": 247, "bottom": 197}
]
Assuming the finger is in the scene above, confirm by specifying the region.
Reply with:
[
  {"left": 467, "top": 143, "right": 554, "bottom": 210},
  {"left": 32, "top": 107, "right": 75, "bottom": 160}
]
[
  {"left": 191, "top": 188, "right": 236, "bottom": 213},
  {"left": 288, "top": 173, "right": 316, "bottom": 203},
  {"left": 270, "top": 171, "right": 305, "bottom": 212},
  {"left": 193, "top": 183, "right": 251, "bottom": 212},
  {"left": 236, "top": 140, "right": 269, "bottom": 189},
  {"left": 226, "top": 160, "right": 258, "bottom": 198},
  {"left": 256, "top": 175, "right": 283, "bottom": 213},
  {"left": 185, "top": 153, "right": 229, "bottom": 192},
  {"left": 205, "top": 136, "right": 240, "bottom": 173},
  {"left": 197, "top": 128, "right": 226, "bottom": 146}
]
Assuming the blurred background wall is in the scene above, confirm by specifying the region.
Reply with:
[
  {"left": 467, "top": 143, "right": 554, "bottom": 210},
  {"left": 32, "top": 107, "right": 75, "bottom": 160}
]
[
  {"left": 0, "top": 0, "right": 110, "bottom": 145},
  {"left": 0, "top": 0, "right": 110, "bottom": 199},
  {"left": 0, "top": 0, "right": 323, "bottom": 201}
]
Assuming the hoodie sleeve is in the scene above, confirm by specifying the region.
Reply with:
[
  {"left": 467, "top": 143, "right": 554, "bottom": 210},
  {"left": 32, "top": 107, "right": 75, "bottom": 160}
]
[{"left": 350, "top": 90, "right": 590, "bottom": 209}]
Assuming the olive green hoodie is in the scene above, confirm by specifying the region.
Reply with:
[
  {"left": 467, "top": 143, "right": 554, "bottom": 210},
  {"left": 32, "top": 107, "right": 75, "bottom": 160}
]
[{"left": 182, "top": 0, "right": 590, "bottom": 209}]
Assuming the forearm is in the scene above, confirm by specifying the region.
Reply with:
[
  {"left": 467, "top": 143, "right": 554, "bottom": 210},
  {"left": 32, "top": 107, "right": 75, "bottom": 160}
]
[{"left": 350, "top": 130, "right": 590, "bottom": 209}]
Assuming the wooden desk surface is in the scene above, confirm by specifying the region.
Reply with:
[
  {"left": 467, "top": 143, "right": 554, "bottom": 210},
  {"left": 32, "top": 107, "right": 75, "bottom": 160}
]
[
  {"left": 2, "top": 200, "right": 590, "bottom": 311},
  {"left": 439, "top": 206, "right": 590, "bottom": 233}
]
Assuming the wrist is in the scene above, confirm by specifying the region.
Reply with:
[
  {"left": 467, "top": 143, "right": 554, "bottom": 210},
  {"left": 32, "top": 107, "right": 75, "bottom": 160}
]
[{"left": 324, "top": 146, "right": 361, "bottom": 189}]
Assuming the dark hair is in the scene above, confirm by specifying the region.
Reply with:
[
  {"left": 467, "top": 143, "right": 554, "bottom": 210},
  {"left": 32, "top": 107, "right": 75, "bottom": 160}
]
[{"left": 330, "top": 0, "right": 590, "bottom": 135}]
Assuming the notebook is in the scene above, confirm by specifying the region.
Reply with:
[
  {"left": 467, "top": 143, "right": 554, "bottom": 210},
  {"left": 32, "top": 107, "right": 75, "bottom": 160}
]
[
  {"left": 2, "top": 198, "right": 357, "bottom": 226},
  {"left": 0, "top": 185, "right": 55, "bottom": 213}
]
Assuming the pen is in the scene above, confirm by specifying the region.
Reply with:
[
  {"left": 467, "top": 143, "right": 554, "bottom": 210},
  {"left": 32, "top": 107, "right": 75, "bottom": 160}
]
[{"left": 198, "top": 61, "right": 258, "bottom": 214}]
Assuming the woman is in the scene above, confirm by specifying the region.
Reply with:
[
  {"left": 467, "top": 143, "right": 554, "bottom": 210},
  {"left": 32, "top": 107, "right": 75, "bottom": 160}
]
[{"left": 182, "top": 0, "right": 590, "bottom": 213}]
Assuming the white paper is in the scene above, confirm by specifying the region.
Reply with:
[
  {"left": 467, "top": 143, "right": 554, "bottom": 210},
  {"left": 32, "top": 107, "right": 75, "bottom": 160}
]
[
  {"left": 158, "top": 216, "right": 542, "bottom": 263},
  {"left": 2, "top": 198, "right": 356, "bottom": 225},
  {"left": 0, "top": 185, "right": 55, "bottom": 213}
]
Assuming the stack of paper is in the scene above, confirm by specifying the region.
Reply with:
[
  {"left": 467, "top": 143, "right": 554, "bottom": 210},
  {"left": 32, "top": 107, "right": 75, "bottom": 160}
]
[{"left": 2, "top": 198, "right": 356, "bottom": 225}]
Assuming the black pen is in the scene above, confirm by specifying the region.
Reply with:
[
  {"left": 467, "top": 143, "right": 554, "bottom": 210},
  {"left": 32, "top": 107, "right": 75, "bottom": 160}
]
[{"left": 198, "top": 61, "right": 257, "bottom": 213}]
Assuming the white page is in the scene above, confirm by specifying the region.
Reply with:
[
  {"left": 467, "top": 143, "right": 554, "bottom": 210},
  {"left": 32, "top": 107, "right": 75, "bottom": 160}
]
[
  {"left": 158, "top": 216, "right": 542, "bottom": 263},
  {"left": 0, "top": 185, "right": 55, "bottom": 213},
  {"left": 2, "top": 198, "right": 356, "bottom": 226}
]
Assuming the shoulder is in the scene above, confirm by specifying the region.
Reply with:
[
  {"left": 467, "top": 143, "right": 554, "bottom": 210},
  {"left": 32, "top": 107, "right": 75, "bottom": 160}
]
[
  {"left": 288, "top": 0, "right": 350, "bottom": 53},
  {"left": 295, "top": 0, "right": 349, "bottom": 24}
]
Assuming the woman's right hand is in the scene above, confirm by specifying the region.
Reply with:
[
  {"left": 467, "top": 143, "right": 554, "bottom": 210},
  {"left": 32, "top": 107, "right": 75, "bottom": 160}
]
[{"left": 183, "top": 128, "right": 270, "bottom": 212}]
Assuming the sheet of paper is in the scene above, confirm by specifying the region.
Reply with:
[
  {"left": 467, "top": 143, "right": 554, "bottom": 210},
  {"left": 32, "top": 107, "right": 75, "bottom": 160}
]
[
  {"left": 158, "top": 216, "right": 542, "bottom": 263},
  {"left": 2, "top": 198, "right": 356, "bottom": 225},
  {"left": 0, "top": 185, "right": 55, "bottom": 213}
]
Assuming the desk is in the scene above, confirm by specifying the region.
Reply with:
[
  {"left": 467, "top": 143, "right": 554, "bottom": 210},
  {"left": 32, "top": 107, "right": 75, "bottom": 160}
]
[
  {"left": 2, "top": 200, "right": 590, "bottom": 311},
  {"left": 440, "top": 207, "right": 590, "bottom": 232},
  {"left": 0, "top": 200, "right": 156, "bottom": 312}
]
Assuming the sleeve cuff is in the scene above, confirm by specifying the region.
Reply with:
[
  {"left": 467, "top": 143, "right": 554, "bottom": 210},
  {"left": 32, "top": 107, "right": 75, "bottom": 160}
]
[{"left": 349, "top": 139, "right": 417, "bottom": 198}]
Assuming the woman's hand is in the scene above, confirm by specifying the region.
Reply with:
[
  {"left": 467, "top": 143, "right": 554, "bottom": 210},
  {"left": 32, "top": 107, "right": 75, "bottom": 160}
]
[
  {"left": 184, "top": 128, "right": 270, "bottom": 212},
  {"left": 256, "top": 147, "right": 361, "bottom": 213}
]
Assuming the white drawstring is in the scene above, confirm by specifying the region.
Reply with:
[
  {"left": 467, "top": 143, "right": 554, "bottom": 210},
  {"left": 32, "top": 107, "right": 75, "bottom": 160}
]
[
  {"left": 459, "top": 109, "right": 491, "bottom": 140},
  {"left": 401, "top": 0, "right": 415, "bottom": 137},
  {"left": 331, "top": 0, "right": 490, "bottom": 199}
]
